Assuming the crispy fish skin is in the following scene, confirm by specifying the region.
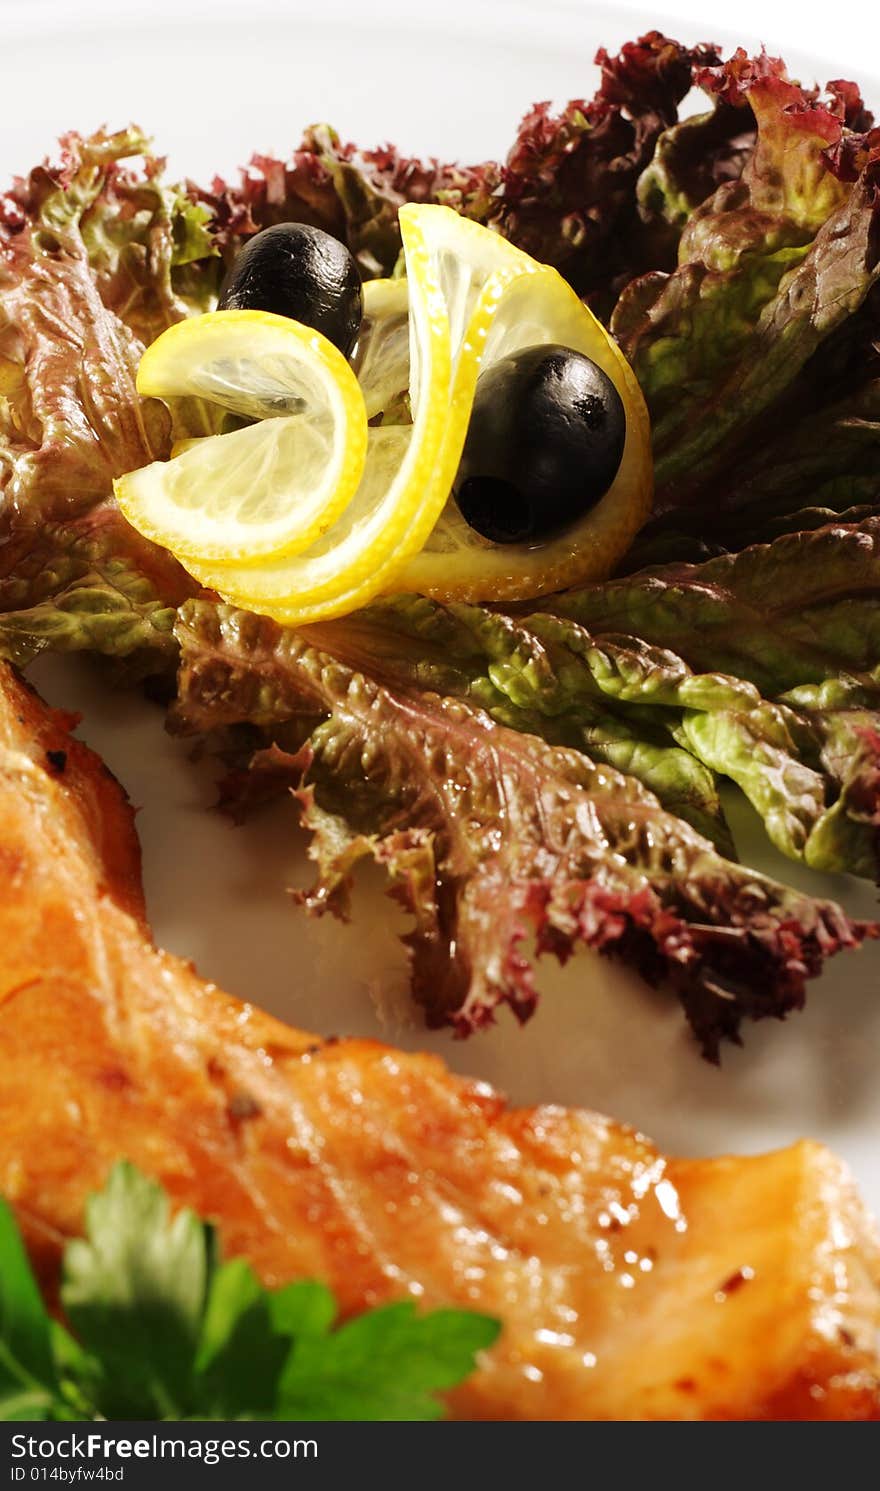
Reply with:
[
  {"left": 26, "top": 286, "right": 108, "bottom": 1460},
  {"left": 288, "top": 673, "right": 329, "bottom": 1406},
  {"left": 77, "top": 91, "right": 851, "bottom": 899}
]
[{"left": 0, "top": 661, "right": 877, "bottom": 1420}]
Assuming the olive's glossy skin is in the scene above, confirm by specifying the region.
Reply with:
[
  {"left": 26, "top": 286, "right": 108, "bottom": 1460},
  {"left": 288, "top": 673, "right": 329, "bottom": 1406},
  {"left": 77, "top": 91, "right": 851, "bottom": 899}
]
[
  {"left": 218, "top": 223, "right": 363, "bottom": 357},
  {"left": 453, "top": 344, "right": 626, "bottom": 544}
]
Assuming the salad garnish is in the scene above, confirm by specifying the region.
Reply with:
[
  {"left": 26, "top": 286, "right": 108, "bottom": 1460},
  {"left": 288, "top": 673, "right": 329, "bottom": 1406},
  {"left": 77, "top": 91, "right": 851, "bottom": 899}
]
[
  {"left": 1, "top": 31, "right": 879, "bottom": 1055},
  {"left": 172, "top": 598, "right": 870, "bottom": 1059},
  {"left": 114, "top": 206, "right": 652, "bottom": 623}
]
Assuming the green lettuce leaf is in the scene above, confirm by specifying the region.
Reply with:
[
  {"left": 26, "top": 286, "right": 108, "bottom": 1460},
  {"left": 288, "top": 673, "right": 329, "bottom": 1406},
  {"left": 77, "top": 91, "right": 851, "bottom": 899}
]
[
  {"left": 171, "top": 601, "right": 872, "bottom": 1060},
  {"left": 0, "top": 505, "right": 189, "bottom": 672},
  {"left": 611, "top": 51, "right": 880, "bottom": 529},
  {"left": 637, "top": 98, "right": 756, "bottom": 231},
  {"left": 555, "top": 515, "right": 880, "bottom": 695},
  {"left": 622, "top": 292, "right": 880, "bottom": 567},
  {"left": 2, "top": 127, "right": 219, "bottom": 346},
  {"left": 311, "top": 560, "right": 880, "bottom": 870},
  {"left": 0, "top": 129, "right": 205, "bottom": 674},
  {"left": 552, "top": 517, "right": 880, "bottom": 874},
  {"left": 1, "top": 143, "right": 165, "bottom": 540},
  {"left": 303, "top": 574, "right": 880, "bottom": 877},
  {"left": 307, "top": 594, "right": 732, "bottom": 851}
]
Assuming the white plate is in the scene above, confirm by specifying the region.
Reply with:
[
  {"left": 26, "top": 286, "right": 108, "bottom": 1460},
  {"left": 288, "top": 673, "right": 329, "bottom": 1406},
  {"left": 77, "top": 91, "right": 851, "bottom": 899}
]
[{"left": 8, "top": 0, "right": 880, "bottom": 1219}]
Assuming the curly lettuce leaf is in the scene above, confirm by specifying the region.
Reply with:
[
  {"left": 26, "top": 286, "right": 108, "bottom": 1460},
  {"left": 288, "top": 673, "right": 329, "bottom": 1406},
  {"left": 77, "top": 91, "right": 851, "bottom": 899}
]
[
  {"left": 1, "top": 145, "right": 164, "bottom": 539},
  {"left": 637, "top": 98, "right": 756, "bottom": 231},
  {"left": 554, "top": 517, "right": 880, "bottom": 875},
  {"left": 306, "top": 595, "right": 732, "bottom": 852},
  {"left": 171, "top": 601, "right": 872, "bottom": 1060},
  {"left": 557, "top": 515, "right": 880, "bottom": 696},
  {"left": 612, "top": 51, "right": 880, "bottom": 528},
  {"left": 622, "top": 281, "right": 880, "bottom": 567},
  {"left": 309, "top": 581, "right": 880, "bottom": 878},
  {"left": 475, "top": 32, "right": 724, "bottom": 313},
  {"left": 0, "top": 504, "right": 189, "bottom": 672},
  {"left": 674, "top": 696, "right": 879, "bottom": 876},
  {"left": 1, "top": 127, "right": 220, "bottom": 348},
  {"left": 778, "top": 712, "right": 880, "bottom": 879},
  {"left": 204, "top": 122, "right": 496, "bottom": 281},
  {"left": 0, "top": 129, "right": 204, "bottom": 672}
]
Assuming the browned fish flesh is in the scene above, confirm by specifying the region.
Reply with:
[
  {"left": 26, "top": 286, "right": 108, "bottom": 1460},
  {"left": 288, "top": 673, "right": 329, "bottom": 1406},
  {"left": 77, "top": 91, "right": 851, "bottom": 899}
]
[{"left": 0, "top": 661, "right": 878, "bottom": 1420}]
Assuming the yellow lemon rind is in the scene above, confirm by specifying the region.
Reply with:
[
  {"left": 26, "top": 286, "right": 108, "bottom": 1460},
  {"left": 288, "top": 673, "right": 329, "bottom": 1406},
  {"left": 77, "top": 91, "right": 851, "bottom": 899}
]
[
  {"left": 116, "top": 312, "right": 368, "bottom": 564},
  {"left": 391, "top": 264, "right": 653, "bottom": 602},
  {"left": 182, "top": 210, "right": 454, "bottom": 614}
]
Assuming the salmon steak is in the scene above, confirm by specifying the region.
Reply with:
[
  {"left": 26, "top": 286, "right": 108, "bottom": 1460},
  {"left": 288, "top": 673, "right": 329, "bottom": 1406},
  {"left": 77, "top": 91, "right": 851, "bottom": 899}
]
[{"left": 0, "top": 660, "right": 878, "bottom": 1421}]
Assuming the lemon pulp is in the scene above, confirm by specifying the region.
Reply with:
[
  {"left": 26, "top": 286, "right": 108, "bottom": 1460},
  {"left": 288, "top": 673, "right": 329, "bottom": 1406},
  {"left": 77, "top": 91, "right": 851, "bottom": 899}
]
[{"left": 115, "top": 205, "right": 652, "bottom": 623}]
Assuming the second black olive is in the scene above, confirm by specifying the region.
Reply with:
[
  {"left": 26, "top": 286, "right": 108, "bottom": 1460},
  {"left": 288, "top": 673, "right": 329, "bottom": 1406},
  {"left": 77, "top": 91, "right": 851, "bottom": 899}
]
[
  {"left": 453, "top": 344, "right": 627, "bottom": 544},
  {"left": 218, "top": 223, "right": 363, "bottom": 358}
]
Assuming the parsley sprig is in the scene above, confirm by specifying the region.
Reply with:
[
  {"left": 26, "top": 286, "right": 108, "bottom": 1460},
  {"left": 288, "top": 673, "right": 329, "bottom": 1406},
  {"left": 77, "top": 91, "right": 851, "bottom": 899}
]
[{"left": 0, "top": 1163, "right": 499, "bottom": 1421}]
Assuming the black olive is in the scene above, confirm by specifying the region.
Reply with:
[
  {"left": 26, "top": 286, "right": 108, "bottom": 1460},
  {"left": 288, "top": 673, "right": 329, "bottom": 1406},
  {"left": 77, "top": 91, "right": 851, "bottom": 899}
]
[
  {"left": 453, "top": 344, "right": 626, "bottom": 544},
  {"left": 218, "top": 223, "right": 363, "bottom": 358}
]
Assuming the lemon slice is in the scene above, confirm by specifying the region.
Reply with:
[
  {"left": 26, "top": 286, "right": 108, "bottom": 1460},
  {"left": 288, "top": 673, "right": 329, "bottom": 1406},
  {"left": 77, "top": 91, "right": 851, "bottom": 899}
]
[
  {"left": 116, "top": 311, "right": 368, "bottom": 563},
  {"left": 355, "top": 276, "right": 411, "bottom": 418},
  {"left": 168, "top": 279, "right": 410, "bottom": 457},
  {"left": 181, "top": 207, "right": 457, "bottom": 617},
  {"left": 189, "top": 208, "right": 587, "bottom": 624},
  {"left": 392, "top": 268, "right": 652, "bottom": 603},
  {"left": 249, "top": 211, "right": 649, "bottom": 621},
  {"left": 118, "top": 209, "right": 459, "bottom": 620},
  {"left": 116, "top": 205, "right": 652, "bottom": 624}
]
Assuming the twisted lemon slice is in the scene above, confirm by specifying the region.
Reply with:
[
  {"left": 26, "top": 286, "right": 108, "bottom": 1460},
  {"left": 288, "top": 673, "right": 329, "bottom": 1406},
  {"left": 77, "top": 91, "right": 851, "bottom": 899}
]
[
  {"left": 387, "top": 267, "right": 652, "bottom": 603},
  {"left": 117, "top": 312, "right": 368, "bottom": 564},
  {"left": 116, "top": 205, "right": 651, "bottom": 623}
]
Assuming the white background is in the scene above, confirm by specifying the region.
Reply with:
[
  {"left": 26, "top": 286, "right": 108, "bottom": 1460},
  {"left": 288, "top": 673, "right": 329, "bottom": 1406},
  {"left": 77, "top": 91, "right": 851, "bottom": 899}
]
[
  {"left": 5, "top": 1, "right": 880, "bottom": 178},
  {"left": 4, "top": 0, "right": 880, "bottom": 1216}
]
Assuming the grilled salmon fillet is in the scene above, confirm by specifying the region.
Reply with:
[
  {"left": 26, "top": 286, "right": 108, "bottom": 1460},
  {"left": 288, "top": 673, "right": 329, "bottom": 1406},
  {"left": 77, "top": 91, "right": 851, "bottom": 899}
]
[{"left": 0, "top": 661, "right": 878, "bottom": 1420}]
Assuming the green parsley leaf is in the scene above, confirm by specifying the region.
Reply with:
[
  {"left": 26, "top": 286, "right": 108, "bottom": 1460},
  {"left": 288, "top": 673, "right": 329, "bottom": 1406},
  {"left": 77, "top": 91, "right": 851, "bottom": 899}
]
[
  {"left": 277, "top": 1301, "right": 501, "bottom": 1421},
  {"left": 0, "top": 1197, "right": 59, "bottom": 1420},
  {"left": 268, "top": 1280, "right": 338, "bottom": 1339},
  {"left": 193, "top": 1277, "right": 337, "bottom": 1419},
  {"left": 0, "top": 1165, "right": 498, "bottom": 1421},
  {"left": 196, "top": 1257, "right": 263, "bottom": 1372},
  {"left": 60, "top": 1162, "right": 212, "bottom": 1419},
  {"left": 193, "top": 1259, "right": 289, "bottom": 1419},
  {"left": 48, "top": 1322, "right": 104, "bottom": 1421}
]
